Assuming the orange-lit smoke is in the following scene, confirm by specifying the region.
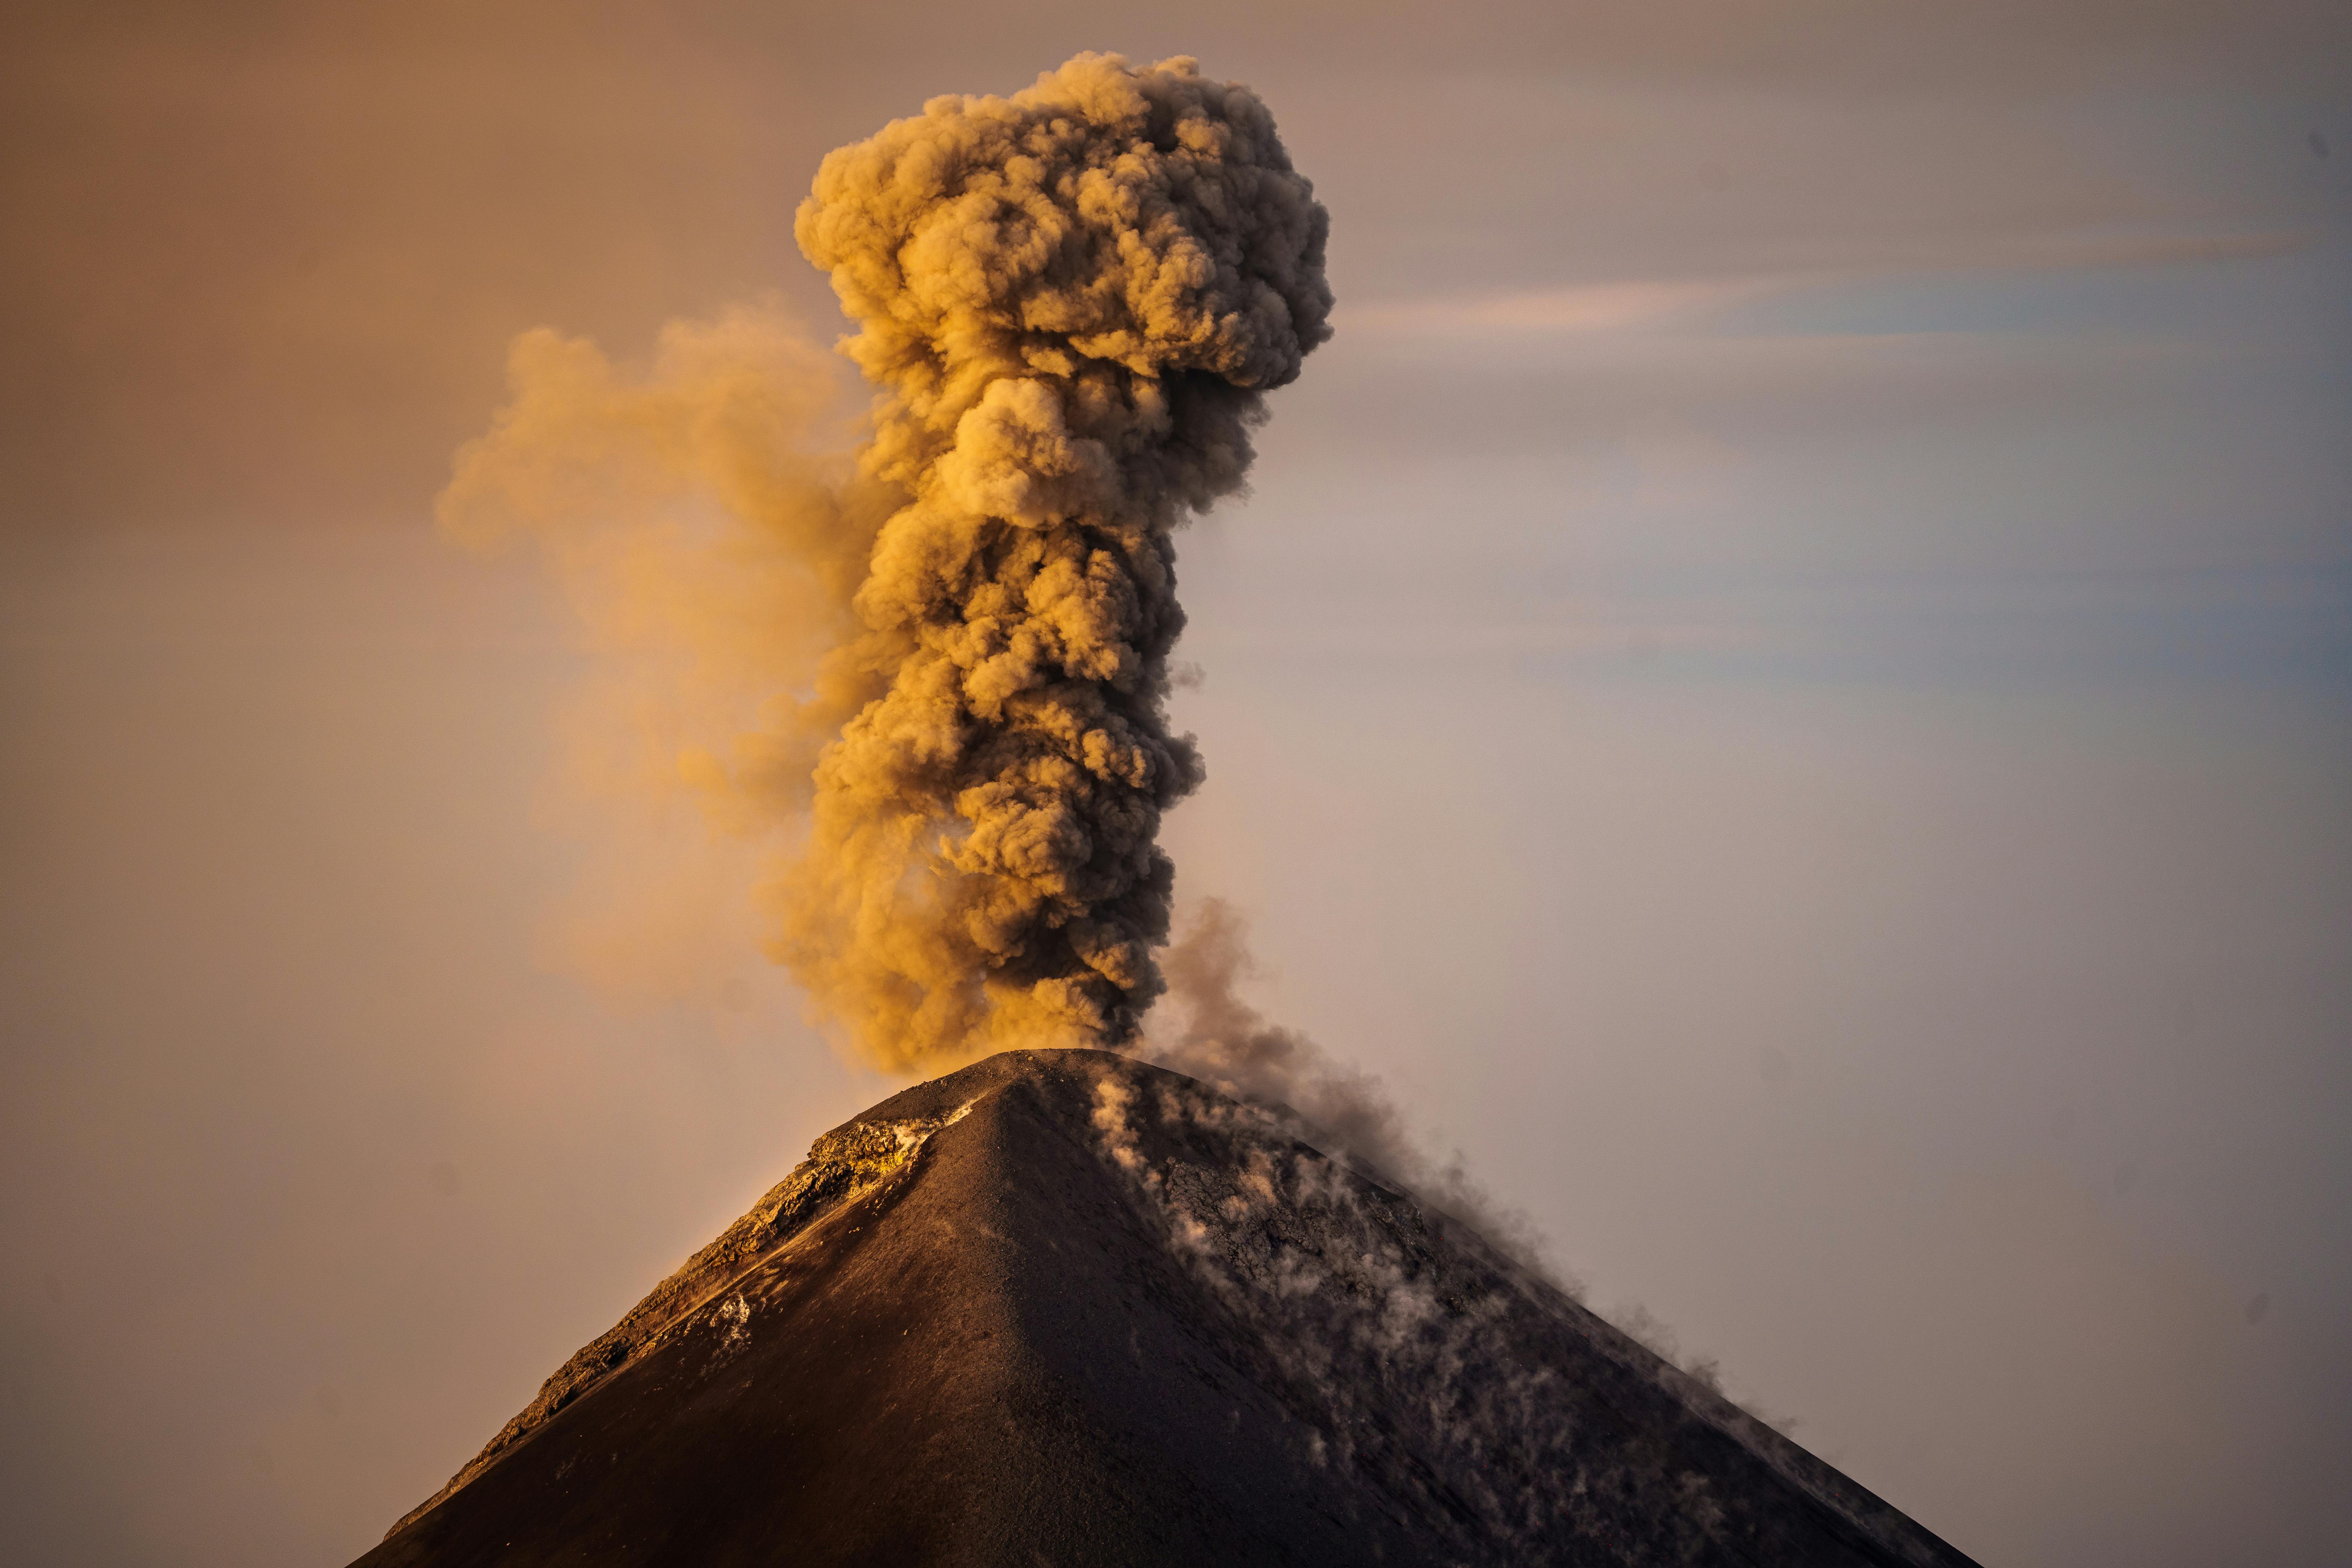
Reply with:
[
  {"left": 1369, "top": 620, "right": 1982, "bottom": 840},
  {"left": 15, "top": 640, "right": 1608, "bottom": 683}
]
[{"left": 441, "top": 54, "right": 1331, "bottom": 1069}]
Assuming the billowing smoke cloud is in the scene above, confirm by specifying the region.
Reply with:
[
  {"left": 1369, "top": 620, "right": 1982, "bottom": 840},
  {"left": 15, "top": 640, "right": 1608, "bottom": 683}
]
[
  {"left": 442, "top": 54, "right": 1330, "bottom": 1069},
  {"left": 782, "top": 53, "right": 1331, "bottom": 1064}
]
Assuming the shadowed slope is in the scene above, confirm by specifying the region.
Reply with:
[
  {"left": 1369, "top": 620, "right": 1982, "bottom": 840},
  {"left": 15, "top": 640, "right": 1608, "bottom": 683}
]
[{"left": 357, "top": 1050, "right": 1976, "bottom": 1567}]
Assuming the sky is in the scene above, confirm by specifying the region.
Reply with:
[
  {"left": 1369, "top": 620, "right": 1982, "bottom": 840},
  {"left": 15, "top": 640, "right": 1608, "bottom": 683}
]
[{"left": 3, "top": 4, "right": 2348, "bottom": 1565}]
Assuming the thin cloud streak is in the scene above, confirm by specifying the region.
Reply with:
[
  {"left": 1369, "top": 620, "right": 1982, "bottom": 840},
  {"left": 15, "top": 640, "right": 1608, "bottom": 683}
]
[{"left": 1341, "top": 225, "right": 2310, "bottom": 338}]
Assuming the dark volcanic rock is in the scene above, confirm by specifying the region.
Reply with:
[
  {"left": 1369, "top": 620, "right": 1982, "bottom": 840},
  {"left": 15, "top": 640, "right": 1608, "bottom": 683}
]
[{"left": 357, "top": 1049, "right": 1977, "bottom": 1567}]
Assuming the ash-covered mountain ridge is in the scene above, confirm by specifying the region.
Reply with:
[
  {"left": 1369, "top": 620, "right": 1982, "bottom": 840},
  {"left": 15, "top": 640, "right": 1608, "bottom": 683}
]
[{"left": 359, "top": 1049, "right": 1977, "bottom": 1566}]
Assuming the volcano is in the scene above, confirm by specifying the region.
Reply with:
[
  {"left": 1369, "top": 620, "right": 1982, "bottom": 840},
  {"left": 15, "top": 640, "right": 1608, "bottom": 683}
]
[{"left": 356, "top": 1050, "right": 1975, "bottom": 1566}]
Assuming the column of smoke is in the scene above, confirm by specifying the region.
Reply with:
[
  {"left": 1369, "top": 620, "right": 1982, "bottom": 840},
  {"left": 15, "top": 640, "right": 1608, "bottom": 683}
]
[
  {"left": 445, "top": 49, "right": 1570, "bottom": 1310},
  {"left": 442, "top": 54, "right": 1329, "bottom": 1070}
]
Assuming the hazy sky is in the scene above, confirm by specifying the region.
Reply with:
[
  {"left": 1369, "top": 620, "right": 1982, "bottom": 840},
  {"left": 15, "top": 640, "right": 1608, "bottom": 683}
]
[{"left": 4, "top": 5, "right": 2347, "bottom": 1566}]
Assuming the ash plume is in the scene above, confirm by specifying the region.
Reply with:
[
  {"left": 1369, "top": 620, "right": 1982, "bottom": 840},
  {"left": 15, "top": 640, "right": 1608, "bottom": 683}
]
[
  {"left": 442, "top": 54, "right": 1329, "bottom": 1068},
  {"left": 786, "top": 54, "right": 1331, "bottom": 1064}
]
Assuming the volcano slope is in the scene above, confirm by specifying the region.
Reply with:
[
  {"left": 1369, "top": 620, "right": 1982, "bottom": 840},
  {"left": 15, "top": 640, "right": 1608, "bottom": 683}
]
[{"left": 358, "top": 1049, "right": 1975, "bottom": 1567}]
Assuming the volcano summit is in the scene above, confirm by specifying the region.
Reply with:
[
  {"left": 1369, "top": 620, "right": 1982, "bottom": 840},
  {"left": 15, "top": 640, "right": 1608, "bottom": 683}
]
[{"left": 358, "top": 1050, "right": 1973, "bottom": 1566}]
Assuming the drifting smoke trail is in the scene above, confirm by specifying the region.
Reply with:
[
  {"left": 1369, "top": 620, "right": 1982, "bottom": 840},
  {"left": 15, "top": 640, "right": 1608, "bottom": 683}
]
[
  {"left": 437, "top": 305, "right": 890, "bottom": 999},
  {"left": 442, "top": 55, "right": 1330, "bottom": 1069},
  {"left": 1151, "top": 899, "right": 1412, "bottom": 1163},
  {"left": 1151, "top": 900, "right": 1560, "bottom": 1277}
]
